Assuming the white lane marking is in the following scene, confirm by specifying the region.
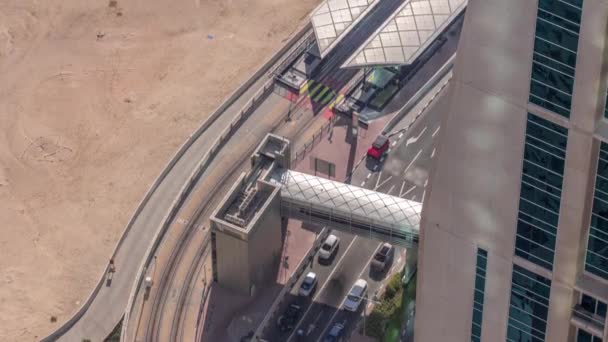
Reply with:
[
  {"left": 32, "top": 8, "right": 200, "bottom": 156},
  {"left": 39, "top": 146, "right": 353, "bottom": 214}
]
[
  {"left": 386, "top": 184, "right": 396, "bottom": 195},
  {"left": 430, "top": 147, "right": 436, "bottom": 159},
  {"left": 287, "top": 236, "right": 359, "bottom": 342},
  {"left": 402, "top": 185, "right": 416, "bottom": 198},
  {"left": 432, "top": 125, "right": 441, "bottom": 138},
  {"left": 411, "top": 194, "right": 417, "bottom": 201},
  {"left": 423, "top": 179, "right": 428, "bottom": 187},
  {"left": 374, "top": 171, "right": 383, "bottom": 190},
  {"left": 314, "top": 243, "right": 382, "bottom": 342},
  {"left": 391, "top": 141, "right": 397, "bottom": 147},
  {"left": 374, "top": 175, "right": 393, "bottom": 191},
  {"left": 360, "top": 181, "right": 366, "bottom": 187},
  {"left": 421, "top": 190, "right": 426, "bottom": 203},
  {"left": 366, "top": 173, "right": 371, "bottom": 179},
  {"left": 398, "top": 133, "right": 404, "bottom": 139},
  {"left": 403, "top": 150, "right": 423, "bottom": 175},
  {"left": 373, "top": 165, "right": 378, "bottom": 171},
  {"left": 405, "top": 126, "right": 427, "bottom": 147},
  {"left": 399, "top": 181, "right": 406, "bottom": 198}
]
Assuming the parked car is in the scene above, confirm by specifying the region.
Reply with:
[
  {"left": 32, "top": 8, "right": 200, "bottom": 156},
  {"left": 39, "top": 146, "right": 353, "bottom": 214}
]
[
  {"left": 299, "top": 272, "right": 318, "bottom": 297},
  {"left": 370, "top": 243, "right": 395, "bottom": 273},
  {"left": 343, "top": 279, "right": 368, "bottom": 312},
  {"left": 277, "top": 303, "right": 302, "bottom": 332},
  {"left": 318, "top": 234, "right": 340, "bottom": 264},
  {"left": 367, "top": 135, "right": 390, "bottom": 160},
  {"left": 323, "top": 321, "right": 346, "bottom": 342}
]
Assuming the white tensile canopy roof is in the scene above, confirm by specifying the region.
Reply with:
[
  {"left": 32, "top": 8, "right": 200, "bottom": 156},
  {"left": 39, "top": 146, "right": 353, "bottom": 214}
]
[
  {"left": 311, "top": 0, "right": 381, "bottom": 58},
  {"left": 277, "top": 170, "right": 422, "bottom": 233},
  {"left": 342, "top": 0, "right": 466, "bottom": 68}
]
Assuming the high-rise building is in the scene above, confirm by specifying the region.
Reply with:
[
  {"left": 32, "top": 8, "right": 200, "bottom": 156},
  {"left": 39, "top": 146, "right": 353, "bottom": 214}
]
[{"left": 415, "top": 0, "right": 608, "bottom": 341}]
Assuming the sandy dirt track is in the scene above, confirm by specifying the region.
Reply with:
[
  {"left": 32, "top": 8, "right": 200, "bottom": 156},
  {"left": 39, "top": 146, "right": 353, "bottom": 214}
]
[{"left": 0, "top": 0, "right": 318, "bottom": 340}]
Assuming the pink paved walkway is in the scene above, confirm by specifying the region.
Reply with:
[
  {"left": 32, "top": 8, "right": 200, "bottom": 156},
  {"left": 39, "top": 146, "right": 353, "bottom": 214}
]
[{"left": 293, "top": 112, "right": 392, "bottom": 183}]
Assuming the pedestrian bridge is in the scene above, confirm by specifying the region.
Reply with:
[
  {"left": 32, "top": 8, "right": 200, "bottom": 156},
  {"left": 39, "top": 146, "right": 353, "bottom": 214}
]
[
  {"left": 210, "top": 134, "right": 422, "bottom": 294},
  {"left": 269, "top": 169, "right": 421, "bottom": 247}
]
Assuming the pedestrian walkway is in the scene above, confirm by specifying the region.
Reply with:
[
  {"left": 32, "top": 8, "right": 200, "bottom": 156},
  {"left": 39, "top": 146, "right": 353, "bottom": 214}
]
[{"left": 292, "top": 112, "right": 392, "bottom": 183}]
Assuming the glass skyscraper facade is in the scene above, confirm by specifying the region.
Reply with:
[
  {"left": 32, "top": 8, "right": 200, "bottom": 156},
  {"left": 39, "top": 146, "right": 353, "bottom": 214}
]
[
  {"left": 586, "top": 142, "right": 608, "bottom": 280},
  {"left": 514, "top": 113, "right": 568, "bottom": 271},
  {"left": 528, "top": 0, "right": 582, "bottom": 118},
  {"left": 415, "top": 0, "right": 608, "bottom": 341},
  {"left": 471, "top": 248, "right": 487, "bottom": 342}
]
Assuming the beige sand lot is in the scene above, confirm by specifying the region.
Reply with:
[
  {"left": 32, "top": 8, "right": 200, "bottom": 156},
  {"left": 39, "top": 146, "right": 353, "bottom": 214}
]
[{"left": 0, "top": 0, "right": 318, "bottom": 340}]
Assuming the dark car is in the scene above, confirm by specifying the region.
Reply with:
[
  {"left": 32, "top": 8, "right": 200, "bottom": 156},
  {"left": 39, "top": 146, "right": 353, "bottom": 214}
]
[
  {"left": 323, "top": 321, "right": 346, "bottom": 342},
  {"left": 370, "top": 243, "right": 395, "bottom": 273},
  {"left": 277, "top": 304, "right": 302, "bottom": 332},
  {"left": 367, "top": 135, "right": 389, "bottom": 160}
]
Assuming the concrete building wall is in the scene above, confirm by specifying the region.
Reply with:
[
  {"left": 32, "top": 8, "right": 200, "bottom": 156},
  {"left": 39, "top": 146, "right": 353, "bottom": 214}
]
[
  {"left": 247, "top": 189, "right": 283, "bottom": 296},
  {"left": 215, "top": 230, "right": 251, "bottom": 294},
  {"left": 415, "top": 0, "right": 537, "bottom": 339}
]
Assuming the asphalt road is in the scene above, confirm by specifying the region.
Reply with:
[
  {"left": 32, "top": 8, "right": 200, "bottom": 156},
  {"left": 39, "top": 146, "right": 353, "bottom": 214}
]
[
  {"left": 52, "top": 49, "right": 274, "bottom": 341},
  {"left": 353, "top": 78, "right": 449, "bottom": 204},
  {"left": 262, "top": 229, "right": 406, "bottom": 342}
]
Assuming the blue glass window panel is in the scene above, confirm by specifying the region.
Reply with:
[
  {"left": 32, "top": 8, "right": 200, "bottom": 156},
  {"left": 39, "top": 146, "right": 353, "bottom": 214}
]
[
  {"left": 471, "top": 248, "right": 487, "bottom": 342},
  {"left": 507, "top": 265, "right": 551, "bottom": 342}
]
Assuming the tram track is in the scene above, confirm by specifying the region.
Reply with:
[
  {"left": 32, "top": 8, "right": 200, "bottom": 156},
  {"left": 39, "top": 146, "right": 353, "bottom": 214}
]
[{"left": 138, "top": 17, "right": 366, "bottom": 340}]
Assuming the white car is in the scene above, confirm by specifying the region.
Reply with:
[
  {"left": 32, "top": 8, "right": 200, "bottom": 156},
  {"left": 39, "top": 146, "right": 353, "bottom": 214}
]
[
  {"left": 343, "top": 278, "right": 368, "bottom": 312},
  {"left": 318, "top": 234, "right": 340, "bottom": 264},
  {"left": 298, "top": 272, "right": 318, "bottom": 297}
]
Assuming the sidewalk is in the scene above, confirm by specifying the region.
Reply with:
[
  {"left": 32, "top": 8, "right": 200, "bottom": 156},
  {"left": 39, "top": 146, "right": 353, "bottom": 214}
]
[{"left": 291, "top": 112, "right": 392, "bottom": 184}]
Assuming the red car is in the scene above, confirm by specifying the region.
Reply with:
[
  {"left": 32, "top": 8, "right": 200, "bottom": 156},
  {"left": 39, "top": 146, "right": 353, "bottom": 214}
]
[{"left": 367, "top": 135, "right": 390, "bottom": 160}]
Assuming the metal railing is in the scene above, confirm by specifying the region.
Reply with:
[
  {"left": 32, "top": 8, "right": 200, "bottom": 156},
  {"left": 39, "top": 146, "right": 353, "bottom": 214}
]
[
  {"left": 120, "top": 23, "right": 316, "bottom": 342},
  {"left": 291, "top": 114, "right": 339, "bottom": 168}
]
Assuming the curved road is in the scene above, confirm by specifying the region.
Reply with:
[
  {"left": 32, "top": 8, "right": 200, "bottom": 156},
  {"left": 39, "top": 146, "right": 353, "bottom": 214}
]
[{"left": 44, "top": 27, "right": 305, "bottom": 340}]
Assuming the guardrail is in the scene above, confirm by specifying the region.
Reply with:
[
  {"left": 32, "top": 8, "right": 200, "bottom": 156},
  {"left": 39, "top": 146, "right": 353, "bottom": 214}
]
[
  {"left": 291, "top": 114, "right": 338, "bottom": 168},
  {"left": 253, "top": 228, "right": 330, "bottom": 341},
  {"left": 121, "top": 23, "right": 316, "bottom": 342},
  {"left": 41, "top": 20, "right": 314, "bottom": 342},
  {"left": 122, "top": 80, "right": 275, "bottom": 341}
]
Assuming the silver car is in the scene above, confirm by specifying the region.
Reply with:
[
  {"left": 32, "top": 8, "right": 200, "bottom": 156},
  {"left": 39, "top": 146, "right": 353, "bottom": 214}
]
[
  {"left": 298, "top": 272, "right": 317, "bottom": 297},
  {"left": 343, "top": 278, "right": 368, "bottom": 312}
]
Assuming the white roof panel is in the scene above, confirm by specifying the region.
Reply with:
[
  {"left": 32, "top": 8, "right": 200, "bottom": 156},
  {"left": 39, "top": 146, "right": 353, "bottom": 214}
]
[
  {"left": 342, "top": 0, "right": 466, "bottom": 67},
  {"left": 311, "top": 0, "right": 381, "bottom": 58}
]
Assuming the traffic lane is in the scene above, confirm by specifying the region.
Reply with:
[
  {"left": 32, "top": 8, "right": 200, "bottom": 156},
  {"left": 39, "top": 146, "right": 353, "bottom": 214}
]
[
  {"left": 318, "top": 246, "right": 407, "bottom": 342},
  {"left": 357, "top": 88, "right": 446, "bottom": 201},
  {"left": 288, "top": 236, "right": 380, "bottom": 342},
  {"left": 263, "top": 230, "right": 356, "bottom": 342}
]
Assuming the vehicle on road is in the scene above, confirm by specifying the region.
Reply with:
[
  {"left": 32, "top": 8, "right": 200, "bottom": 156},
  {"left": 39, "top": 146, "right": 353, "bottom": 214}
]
[
  {"left": 370, "top": 243, "right": 395, "bottom": 273},
  {"left": 344, "top": 279, "right": 368, "bottom": 312},
  {"left": 318, "top": 234, "right": 340, "bottom": 264},
  {"left": 323, "top": 321, "right": 346, "bottom": 342},
  {"left": 277, "top": 303, "right": 302, "bottom": 332},
  {"left": 367, "top": 135, "right": 390, "bottom": 160},
  {"left": 299, "top": 272, "right": 318, "bottom": 297}
]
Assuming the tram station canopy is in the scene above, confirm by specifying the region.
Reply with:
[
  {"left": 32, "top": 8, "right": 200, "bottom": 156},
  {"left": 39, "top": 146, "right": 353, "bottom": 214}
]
[
  {"left": 342, "top": 0, "right": 466, "bottom": 68},
  {"left": 311, "top": 0, "right": 381, "bottom": 58}
]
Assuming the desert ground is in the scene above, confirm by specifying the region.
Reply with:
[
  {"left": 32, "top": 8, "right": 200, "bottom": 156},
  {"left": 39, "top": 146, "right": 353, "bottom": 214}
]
[{"left": 0, "top": 0, "right": 318, "bottom": 340}]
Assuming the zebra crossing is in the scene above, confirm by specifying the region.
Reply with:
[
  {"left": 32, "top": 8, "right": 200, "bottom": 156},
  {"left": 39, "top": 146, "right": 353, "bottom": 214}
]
[{"left": 299, "top": 80, "right": 344, "bottom": 109}]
